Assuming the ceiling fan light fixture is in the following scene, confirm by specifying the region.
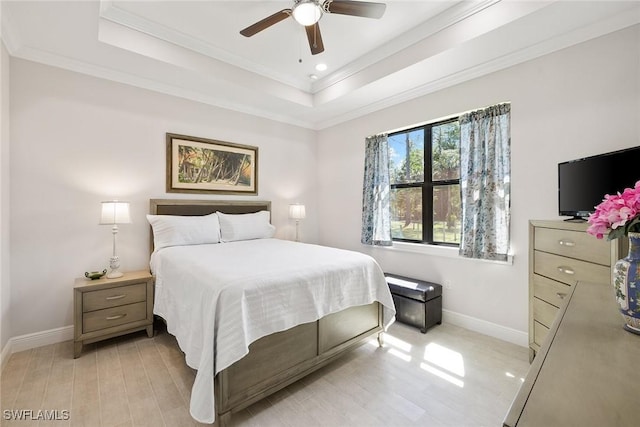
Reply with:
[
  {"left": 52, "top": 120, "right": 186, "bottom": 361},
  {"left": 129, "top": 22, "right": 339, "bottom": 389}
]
[{"left": 292, "top": 1, "right": 322, "bottom": 26}]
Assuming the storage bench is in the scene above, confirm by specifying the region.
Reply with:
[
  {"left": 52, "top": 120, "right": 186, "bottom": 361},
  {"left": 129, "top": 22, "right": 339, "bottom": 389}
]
[{"left": 385, "top": 273, "right": 442, "bottom": 333}]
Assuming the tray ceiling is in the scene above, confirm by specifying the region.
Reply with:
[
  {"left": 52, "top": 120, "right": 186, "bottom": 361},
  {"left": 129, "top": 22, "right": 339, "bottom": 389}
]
[{"left": 2, "top": 1, "right": 639, "bottom": 129}]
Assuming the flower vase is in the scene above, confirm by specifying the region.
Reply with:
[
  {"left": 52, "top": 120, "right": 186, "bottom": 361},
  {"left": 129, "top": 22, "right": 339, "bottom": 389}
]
[{"left": 612, "top": 232, "right": 640, "bottom": 334}]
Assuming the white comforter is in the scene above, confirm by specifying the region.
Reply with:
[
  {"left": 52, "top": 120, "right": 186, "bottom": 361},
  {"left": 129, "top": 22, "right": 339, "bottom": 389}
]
[{"left": 150, "top": 238, "right": 395, "bottom": 424}]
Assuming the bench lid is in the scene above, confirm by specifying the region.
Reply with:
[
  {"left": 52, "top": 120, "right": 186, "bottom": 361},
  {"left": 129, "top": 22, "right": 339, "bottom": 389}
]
[{"left": 385, "top": 273, "right": 442, "bottom": 302}]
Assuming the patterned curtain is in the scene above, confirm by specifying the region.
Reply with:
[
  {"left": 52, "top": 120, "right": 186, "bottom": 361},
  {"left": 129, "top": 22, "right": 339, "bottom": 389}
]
[
  {"left": 459, "top": 103, "right": 511, "bottom": 261},
  {"left": 361, "top": 134, "right": 392, "bottom": 246}
]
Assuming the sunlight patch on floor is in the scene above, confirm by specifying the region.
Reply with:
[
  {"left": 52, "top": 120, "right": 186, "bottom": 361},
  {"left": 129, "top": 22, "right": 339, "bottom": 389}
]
[
  {"left": 420, "top": 362, "right": 464, "bottom": 388},
  {"left": 388, "top": 347, "right": 412, "bottom": 362},
  {"left": 367, "top": 333, "right": 413, "bottom": 361},
  {"left": 419, "top": 342, "right": 466, "bottom": 387},
  {"left": 386, "top": 334, "right": 412, "bottom": 352},
  {"left": 424, "top": 342, "right": 465, "bottom": 377}
]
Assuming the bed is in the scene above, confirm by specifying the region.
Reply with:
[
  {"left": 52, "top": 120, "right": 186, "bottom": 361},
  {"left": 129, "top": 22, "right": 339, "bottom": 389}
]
[{"left": 148, "top": 199, "right": 395, "bottom": 426}]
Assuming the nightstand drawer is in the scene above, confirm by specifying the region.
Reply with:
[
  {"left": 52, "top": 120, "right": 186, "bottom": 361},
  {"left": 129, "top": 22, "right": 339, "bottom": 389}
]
[
  {"left": 83, "top": 283, "right": 146, "bottom": 312},
  {"left": 534, "top": 227, "right": 610, "bottom": 265},
  {"left": 83, "top": 302, "right": 147, "bottom": 333}
]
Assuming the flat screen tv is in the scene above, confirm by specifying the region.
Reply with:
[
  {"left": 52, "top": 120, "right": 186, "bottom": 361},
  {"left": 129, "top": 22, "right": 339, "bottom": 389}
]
[{"left": 558, "top": 146, "right": 640, "bottom": 221}]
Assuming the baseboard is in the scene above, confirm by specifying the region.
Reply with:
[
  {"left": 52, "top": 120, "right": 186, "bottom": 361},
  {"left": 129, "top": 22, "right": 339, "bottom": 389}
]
[
  {"left": 443, "top": 309, "right": 528, "bottom": 347},
  {"left": 0, "top": 311, "right": 527, "bottom": 367},
  {"left": 6, "top": 325, "right": 74, "bottom": 356},
  {"left": 0, "top": 338, "right": 11, "bottom": 373}
]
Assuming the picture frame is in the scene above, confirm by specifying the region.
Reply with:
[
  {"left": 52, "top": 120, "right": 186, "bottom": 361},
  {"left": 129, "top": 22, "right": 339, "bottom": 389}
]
[{"left": 166, "top": 133, "right": 258, "bottom": 195}]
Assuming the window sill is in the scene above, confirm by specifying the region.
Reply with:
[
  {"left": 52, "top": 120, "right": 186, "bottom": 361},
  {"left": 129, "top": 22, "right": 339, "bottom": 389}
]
[{"left": 367, "top": 241, "right": 514, "bottom": 265}]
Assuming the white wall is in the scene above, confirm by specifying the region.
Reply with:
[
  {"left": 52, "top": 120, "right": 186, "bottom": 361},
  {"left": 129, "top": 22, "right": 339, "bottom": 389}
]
[
  {"left": 5, "top": 24, "right": 640, "bottom": 348},
  {"left": 9, "top": 59, "right": 318, "bottom": 338},
  {"left": 1, "top": 40, "right": 10, "bottom": 357},
  {"left": 317, "top": 25, "right": 640, "bottom": 337}
]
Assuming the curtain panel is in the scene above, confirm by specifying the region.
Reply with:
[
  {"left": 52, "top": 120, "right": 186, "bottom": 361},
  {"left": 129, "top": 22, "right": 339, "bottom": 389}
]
[
  {"left": 459, "top": 103, "right": 511, "bottom": 261},
  {"left": 361, "top": 134, "right": 392, "bottom": 246}
]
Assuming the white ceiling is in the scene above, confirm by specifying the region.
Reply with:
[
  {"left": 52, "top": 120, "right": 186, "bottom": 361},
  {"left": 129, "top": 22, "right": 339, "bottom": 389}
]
[{"left": 2, "top": 1, "right": 639, "bottom": 129}]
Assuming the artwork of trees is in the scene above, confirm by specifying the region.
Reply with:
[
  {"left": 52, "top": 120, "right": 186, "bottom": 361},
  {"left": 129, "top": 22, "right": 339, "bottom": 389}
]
[
  {"left": 167, "top": 133, "right": 257, "bottom": 194},
  {"left": 177, "top": 144, "right": 252, "bottom": 187}
]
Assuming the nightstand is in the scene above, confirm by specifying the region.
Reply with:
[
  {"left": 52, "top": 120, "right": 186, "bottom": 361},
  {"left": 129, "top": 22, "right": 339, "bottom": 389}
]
[{"left": 74, "top": 270, "right": 154, "bottom": 358}]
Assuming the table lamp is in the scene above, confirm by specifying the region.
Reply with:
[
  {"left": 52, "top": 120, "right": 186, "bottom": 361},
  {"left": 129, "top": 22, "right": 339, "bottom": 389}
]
[
  {"left": 100, "top": 201, "right": 131, "bottom": 279},
  {"left": 289, "top": 203, "right": 306, "bottom": 242}
]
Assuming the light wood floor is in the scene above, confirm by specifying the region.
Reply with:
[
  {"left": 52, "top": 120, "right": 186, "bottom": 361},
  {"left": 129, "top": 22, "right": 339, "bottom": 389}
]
[{"left": 1, "top": 321, "right": 529, "bottom": 427}]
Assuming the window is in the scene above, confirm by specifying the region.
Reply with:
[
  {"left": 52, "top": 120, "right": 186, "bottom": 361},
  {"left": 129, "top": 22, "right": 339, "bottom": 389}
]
[{"left": 389, "top": 119, "right": 461, "bottom": 245}]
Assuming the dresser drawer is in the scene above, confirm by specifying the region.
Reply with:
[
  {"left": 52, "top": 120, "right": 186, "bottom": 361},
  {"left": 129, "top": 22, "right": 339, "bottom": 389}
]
[
  {"left": 532, "top": 274, "right": 572, "bottom": 308},
  {"left": 533, "top": 321, "right": 550, "bottom": 347},
  {"left": 83, "top": 283, "right": 146, "bottom": 312},
  {"left": 534, "top": 250, "right": 610, "bottom": 286},
  {"left": 534, "top": 227, "right": 610, "bottom": 265},
  {"left": 533, "top": 297, "right": 559, "bottom": 329},
  {"left": 83, "top": 302, "right": 147, "bottom": 333}
]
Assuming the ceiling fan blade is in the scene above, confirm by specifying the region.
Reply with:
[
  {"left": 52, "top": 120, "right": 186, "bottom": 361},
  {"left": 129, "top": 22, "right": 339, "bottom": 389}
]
[
  {"left": 324, "top": 1, "right": 386, "bottom": 19},
  {"left": 240, "top": 9, "right": 291, "bottom": 37},
  {"left": 305, "top": 23, "right": 325, "bottom": 55}
]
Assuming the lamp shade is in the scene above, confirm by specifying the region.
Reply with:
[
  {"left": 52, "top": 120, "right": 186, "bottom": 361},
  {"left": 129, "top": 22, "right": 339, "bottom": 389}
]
[
  {"left": 289, "top": 204, "right": 306, "bottom": 220},
  {"left": 100, "top": 201, "right": 131, "bottom": 225},
  {"left": 292, "top": 1, "right": 322, "bottom": 26}
]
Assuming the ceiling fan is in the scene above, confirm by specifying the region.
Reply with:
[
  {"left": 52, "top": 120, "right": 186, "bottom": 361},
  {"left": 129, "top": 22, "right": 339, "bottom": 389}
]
[{"left": 240, "top": 0, "right": 387, "bottom": 55}]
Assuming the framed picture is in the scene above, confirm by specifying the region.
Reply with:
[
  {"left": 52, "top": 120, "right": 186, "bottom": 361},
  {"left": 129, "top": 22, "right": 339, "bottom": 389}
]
[{"left": 166, "top": 133, "right": 258, "bottom": 195}]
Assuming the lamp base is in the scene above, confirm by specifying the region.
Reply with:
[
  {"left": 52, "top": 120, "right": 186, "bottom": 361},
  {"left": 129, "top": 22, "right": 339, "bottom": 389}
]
[
  {"left": 106, "top": 271, "right": 124, "bottom": 279},
  {"left": 107, "top": 255, "right": 123, "bottom": 279}
]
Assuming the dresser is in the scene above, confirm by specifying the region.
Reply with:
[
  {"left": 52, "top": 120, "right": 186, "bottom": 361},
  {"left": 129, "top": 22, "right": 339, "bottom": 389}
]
[
  {"left": 504, "top": 280, "right": 640, "bottom": 426},
  {"left": 74, "top": 270, "right": 154, "bottom": 358},
  {"left": 528, "top": 220, "right": 624, "bottom": 360}
]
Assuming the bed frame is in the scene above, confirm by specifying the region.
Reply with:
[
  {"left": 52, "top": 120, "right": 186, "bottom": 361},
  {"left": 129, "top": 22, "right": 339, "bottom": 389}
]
[{"left": 149, "top": 199, "right": 385, "bottom": 426}]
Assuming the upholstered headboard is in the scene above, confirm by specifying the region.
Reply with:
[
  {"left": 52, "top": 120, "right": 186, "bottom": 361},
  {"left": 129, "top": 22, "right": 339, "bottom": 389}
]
[
  {"left": 149, "top": 199, "right": 271, "bottom": 216},
  {"left": 148, "top": 199, "right": 272, "bottom": 252}
]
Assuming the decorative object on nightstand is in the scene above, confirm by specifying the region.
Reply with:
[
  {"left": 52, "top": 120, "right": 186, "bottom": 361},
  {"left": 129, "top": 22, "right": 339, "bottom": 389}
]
[
  {"left": 587, "top": 181, "right": 640, "bottom": 334},
  {"left": 100, "top": 200, "right": 131, "bottom": 279},
  {"left": 289, "top": 203, "right": 306, "bottom": 242},
  {"left": 74, "top": 270, "right": 154, "bottom": 358},
  {"left": 85, "top": 269, "right": 107, "bottom": 280}
]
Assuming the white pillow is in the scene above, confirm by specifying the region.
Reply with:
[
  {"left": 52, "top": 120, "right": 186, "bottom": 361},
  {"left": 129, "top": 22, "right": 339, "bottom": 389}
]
[
  {"left": 146, "top": 213, "right": 221, "bottom": 250},
  {"left": 217, "top": 211, "right": 276, "bottom": 242}
]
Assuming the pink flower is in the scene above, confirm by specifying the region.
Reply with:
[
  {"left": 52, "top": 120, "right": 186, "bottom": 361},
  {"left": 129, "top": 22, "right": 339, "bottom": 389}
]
[{"left": 587, "top": 180, "right": 640, "bottom": 240}]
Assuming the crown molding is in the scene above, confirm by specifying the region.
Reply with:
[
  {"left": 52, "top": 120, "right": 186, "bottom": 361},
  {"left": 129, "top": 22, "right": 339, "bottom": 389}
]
[
  {"left": 314, "top": 10, "right": 640, "bottom": 130},
  {"left": 9, "top": 44, "right": 315, "bottom": 129},
  {"left": 311, "top": 0, "right": 501, "bottom": 94},
  {"left": 2, "top": 1, "right": 638, "bottom": 131},
  {"left": 0, "top": 5, "right": 21, "bottom": 55},
  {"left": 98, "top": 0, "right": 312, "bottom": 92}
]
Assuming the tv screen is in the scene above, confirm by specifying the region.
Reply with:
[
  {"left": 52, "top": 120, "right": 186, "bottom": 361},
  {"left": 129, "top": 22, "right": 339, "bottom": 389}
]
[{"left": 558, "top": 146, "right": 640, "bottom": 219}]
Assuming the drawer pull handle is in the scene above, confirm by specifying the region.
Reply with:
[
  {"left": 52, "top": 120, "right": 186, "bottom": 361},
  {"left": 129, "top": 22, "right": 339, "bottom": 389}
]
[
  {"left": 557, "top": 266, "right": 575, "bottom": 275},
  {"left": 556, "top": 292, "right": 567, "bottom": 300},
  {"left": 558, "top": 239, "right": 575, "bottom": 247},
  {"left": 105, "top": 294, "right": 126, "bottom": 301},
  {"left": 105, "top": 314, "right": 127, "bottom": 321}
]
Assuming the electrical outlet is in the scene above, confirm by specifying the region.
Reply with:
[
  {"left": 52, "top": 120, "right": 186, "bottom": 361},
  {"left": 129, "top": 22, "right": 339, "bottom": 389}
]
[{"left": 443, "top": 280, "right": 453, "bottom": 289}]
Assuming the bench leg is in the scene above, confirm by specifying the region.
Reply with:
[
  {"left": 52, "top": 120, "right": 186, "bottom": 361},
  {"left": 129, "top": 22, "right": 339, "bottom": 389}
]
[{"left": 377, "top": 331, "right": 385, "bottom": 347}]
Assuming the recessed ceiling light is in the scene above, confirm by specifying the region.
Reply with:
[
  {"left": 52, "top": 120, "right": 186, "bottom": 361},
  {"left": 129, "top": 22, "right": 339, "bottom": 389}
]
[
  {"left": 315, "top": 63, "right": 328, "bottom": 72},
  {"left": 309, "top": 74, "right": 319, "bottom": 80}
]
